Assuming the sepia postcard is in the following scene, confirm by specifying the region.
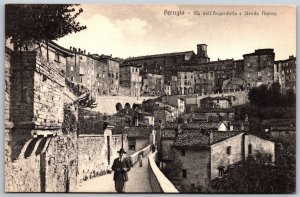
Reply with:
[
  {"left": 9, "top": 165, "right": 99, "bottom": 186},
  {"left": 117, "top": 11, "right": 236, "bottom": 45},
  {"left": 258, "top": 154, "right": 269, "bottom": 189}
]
[{"left": 4, "top": 4, "right": 296, "bottom": 193}]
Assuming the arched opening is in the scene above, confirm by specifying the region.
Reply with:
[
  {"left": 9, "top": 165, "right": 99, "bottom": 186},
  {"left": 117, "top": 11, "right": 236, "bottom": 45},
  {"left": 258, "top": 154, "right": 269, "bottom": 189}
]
[
  {"left": 116, "top": 103, "right": 123, "bottom": 112},
  {"left": 125, "top": 103, "right": 131, "bottom": 109},
  {"left": 132, "top": 103, "right": 139, "bottom": 109}
]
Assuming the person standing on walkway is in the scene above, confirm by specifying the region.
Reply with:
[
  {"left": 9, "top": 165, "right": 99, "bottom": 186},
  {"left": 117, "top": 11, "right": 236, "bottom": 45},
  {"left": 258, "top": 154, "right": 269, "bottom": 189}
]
[{"left": 112, "top": 148, "right": 131, "bottom": 193}]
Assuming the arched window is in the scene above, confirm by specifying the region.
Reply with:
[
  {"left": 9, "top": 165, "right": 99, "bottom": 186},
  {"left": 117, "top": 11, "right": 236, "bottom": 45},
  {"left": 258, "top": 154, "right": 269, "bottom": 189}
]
[{"left": 116, "top": 103, "right": 123, "bottom": 111}]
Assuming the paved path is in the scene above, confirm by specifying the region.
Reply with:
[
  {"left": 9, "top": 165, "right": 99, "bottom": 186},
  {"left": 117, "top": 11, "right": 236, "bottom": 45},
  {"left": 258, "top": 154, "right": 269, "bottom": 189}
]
[{"left": 75, "top": 153, "right": 152, "bottom": 193}]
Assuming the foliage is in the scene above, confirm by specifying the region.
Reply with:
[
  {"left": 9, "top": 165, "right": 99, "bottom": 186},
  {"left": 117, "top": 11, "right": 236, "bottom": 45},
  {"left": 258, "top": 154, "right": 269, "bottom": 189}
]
[
  {"left": 66, "top": 79, "right": 98, "bottom": 109},
  {"left": 62, "top": 103, "right": 77, "bottom": 134},
  {"left": 78, "top": 114, "right": 104, "bottom": 135},
  {"left": 77, "top": 91, "right": 97, "bottom": 109},
  {"left": 209, "top": 153, "right": 295, "bottom": 193},
  {"left": 5, "top": 4, "right": 86, "bottom": 49},
  {"left": 162, "top": 156, "right": 183, "bottom": 191},
  {"left": 248, "top": 82, "right": 296, "bottom": 107}
]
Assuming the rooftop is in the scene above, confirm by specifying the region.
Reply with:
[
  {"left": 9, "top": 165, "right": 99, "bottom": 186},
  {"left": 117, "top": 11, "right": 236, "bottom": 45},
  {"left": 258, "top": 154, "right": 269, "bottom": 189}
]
[
  {"left": 124, "top": 126, "right": 153, "bottom": 139},
  {"left": 173, "top": 131, "right": 242, "bottom": 149},
  {"left": 125, "top": 51, "right": 195, "bottom": 61},
  {"left": 181, "top": 122, "right": 222, "bottom": 130}
]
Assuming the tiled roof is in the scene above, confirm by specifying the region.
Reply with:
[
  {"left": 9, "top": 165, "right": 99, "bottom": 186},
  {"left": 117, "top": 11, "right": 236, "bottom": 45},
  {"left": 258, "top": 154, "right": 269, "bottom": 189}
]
[
  {"left": 173, "top": 132, "right": 210, "bottom": 149},
  {"left": 125, "top": 51, "right": 194, "bottom": 61},
  {"left": 124, "top": 126, "right": 153, "bottom": 139},
  {"left": 163, "top": 122, "right": 179, "bottom": 129},
  {"left": 211, "top": 131, "right": 242, "bottom": 144},
  {"left": 181, "top": 122, "right": 222, "bottom": 130},
  {"left": 196, "top": 108, "right": 235, "bottom": 113},
  {"left": 173, "top": 131, "right": 242, "bottom": 149},
  {"left": 270, "top": 126, "right": 296, "bottom": 132}
]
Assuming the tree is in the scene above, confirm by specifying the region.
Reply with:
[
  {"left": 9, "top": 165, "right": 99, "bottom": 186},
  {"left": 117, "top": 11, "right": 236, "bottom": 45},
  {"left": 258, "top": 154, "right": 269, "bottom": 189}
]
[
  {"left": 210, "top": 153, "right": 295, "bottom": 193},
  {"left": 77, "top": 91, "right": 97, "bottom": 109},
  {"left": 5, "top": 4, "right": 86, "bottom": 49}
]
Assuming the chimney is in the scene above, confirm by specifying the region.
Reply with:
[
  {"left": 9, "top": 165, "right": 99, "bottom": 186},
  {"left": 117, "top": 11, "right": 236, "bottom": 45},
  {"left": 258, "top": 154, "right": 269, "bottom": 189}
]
[
  {"left": 110, "top": 54, "right": 112, "bottom": 57},
  {"left": 78, "top": 48, "right": 81, "bottom": 53},
  {"left": 70, "top": 46, "right": 72, "bottom": 50},
  {"left": 84, "top": 50, "right": 86, "bottom": 54}
]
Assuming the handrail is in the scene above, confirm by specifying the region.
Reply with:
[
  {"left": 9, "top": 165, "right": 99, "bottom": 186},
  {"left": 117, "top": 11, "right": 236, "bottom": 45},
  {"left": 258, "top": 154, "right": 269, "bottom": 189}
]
[
  {"left": 148, "top": 151, "right": 179, "bottom": 193},
  {"left": 129, "top": 144, "right": 151, "bottom": 165}
]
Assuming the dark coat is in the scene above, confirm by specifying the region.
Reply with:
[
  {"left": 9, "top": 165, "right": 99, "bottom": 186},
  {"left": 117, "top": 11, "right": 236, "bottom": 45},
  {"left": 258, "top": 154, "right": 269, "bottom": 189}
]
[{"left": 112, "top": 158, "right": 131, "bottom": 182}]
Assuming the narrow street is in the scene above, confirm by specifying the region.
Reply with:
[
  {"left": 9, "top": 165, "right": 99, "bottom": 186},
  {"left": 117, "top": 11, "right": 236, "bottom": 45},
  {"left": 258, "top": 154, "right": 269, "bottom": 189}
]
[{"left": 75, "top": 153, "right": 153, "bottom": 193}]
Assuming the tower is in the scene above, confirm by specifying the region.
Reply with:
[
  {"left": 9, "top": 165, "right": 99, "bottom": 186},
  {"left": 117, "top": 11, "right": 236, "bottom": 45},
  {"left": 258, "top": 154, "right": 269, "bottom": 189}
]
[{"left": 197, "top": 44, "right": 208, "bottom": 57}]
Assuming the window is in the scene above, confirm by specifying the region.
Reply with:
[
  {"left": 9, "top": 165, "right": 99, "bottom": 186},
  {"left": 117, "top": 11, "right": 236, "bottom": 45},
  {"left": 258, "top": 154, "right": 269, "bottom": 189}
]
[
  {"left": 80, "top": 77, "right": 83, "bottom": 83},
  {"left": 247, "top": 63, "right": 250, "bottom": 67},
  {"left": 258, "top": 71, "right": 261, "bottom": 77},
  {"left": 182, "top": 170, "right": 187, "bottom": 178},
  {"left": 181, "top": 149, "right": 186, "bottom": 156},
  {"left": 248, "top": 144, "right": 252, "bottom": 155},
  {"left": 218, "top": 166, "right": 225, "bottom": 178},
  {"left": 70, "top": 76, "right": 74, "bottom": 82},
  {"left": 55, "top": 52, "right": 60, "bottom": 62},
  {"left": 247, "top": 74, "right": 250, "bottom": 78},
  {"left": 70, "top": 66, "right": 74, "bottom": 71},
  {"left": 227, "top": 146, "right": 231, "bottom": 155},
  {"left": 268, "top": 72, "right": 271, "bottom": 77},
  {"left": 97, "top": 82, "right": 100, "bottom": 87},
  {"left": 129, "top": 145, "right": 135, "bottom": 150}
]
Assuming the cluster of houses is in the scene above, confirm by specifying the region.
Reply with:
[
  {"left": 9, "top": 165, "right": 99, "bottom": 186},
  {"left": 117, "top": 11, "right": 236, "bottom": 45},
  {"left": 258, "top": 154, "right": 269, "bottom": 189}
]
[{"left": 88, "top": 92, "right": 278, "bottom": 191}]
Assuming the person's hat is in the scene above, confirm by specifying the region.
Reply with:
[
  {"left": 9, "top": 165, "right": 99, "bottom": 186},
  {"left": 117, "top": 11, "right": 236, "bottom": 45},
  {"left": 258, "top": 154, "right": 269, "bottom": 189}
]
[{"left": 117, "top": 148, "right": 126, "bottom": 154}]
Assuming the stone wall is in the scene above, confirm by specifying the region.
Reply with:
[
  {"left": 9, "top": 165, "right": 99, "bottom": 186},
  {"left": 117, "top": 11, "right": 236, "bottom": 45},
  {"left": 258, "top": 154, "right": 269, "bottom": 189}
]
[
  {"left": 5, "top": 155, "right": 41, "bottom": 192},
  {"left": 44, "top": 134, "right": 78, "bottom": 192},
  {"left": 77, "top": 131, "right": 128, "bottom": 183},
  {"left": 210, "top": 133, "right": 244, "bottom": 179},
  {"left": 173, "top": 148, "right": 211, "bottom": 189},
  {"left": 148, "top": 151, "right": 179, "bottom": 193},
  {"left": 136, "top": 139, "right": 150, "bottom": 152},
  {"left": 5, "top": 44, "right": 80, "bottom": 192},
  {"left": 244, "top": 134, "right": 275, "bottom": 162}
]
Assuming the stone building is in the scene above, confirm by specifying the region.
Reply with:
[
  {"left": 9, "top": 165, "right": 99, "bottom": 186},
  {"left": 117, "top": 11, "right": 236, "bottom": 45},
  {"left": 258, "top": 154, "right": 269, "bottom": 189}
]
[
  {"left": 142, "top": 73, "right": 165, "bottom": 96},
  {"left": 119, "top": 63, "right": 142, "bottom": 97},
  {"left": 98, "top": 55, "right": 120, "bottom": 96},
  {"left": 243, "top": 49, "right": 275, "bottom": 88},
  {"left": 92, "top": 56, "right": 109, "bottom": 95},
  {"left": 178, "top": 71, "right": 195, "bottom": 95},
  {"left": 5, "top": 42, "right": 79, "bottom": 192},
  {"left": 274, "top": 55, "right": 296, "bottom": 92},
  {"left": 172, "top": 131, "right": 275, "bottom": 190},
  {"left": 153, "top": 101, "right": 180, "bottom": 125},
  {"left": 125, "top": 126, "right": 154, "bottom": 155},
  {"left": 66, "top": 47, "right": 97, "bottom": 96},
  {"left": 123, "top": 43, "right": 210, "bottom": 83},
  {"left": 170, "top": 75, "right": 178, "bottom": 95},
  {"left": 222, "top": 77, "right": 247, "bottom": 92},
  {"left": 200, "top": 96, "right": 232, "bottom": 109},
  {"left": 162, "top": 96, "right": 186, "bottom": 114}
]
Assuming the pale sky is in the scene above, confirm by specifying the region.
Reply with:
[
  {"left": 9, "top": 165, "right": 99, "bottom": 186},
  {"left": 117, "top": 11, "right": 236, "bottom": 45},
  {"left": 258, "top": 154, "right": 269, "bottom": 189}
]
[{"left": 56, "top": 5, "right": 296, "bottom": 61}]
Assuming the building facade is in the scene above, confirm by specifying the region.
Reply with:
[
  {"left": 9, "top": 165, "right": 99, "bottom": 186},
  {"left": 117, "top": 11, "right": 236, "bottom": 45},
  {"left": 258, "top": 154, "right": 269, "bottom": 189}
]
[{"left": 243, "top": 49, "right": 275, "bottom": 88}]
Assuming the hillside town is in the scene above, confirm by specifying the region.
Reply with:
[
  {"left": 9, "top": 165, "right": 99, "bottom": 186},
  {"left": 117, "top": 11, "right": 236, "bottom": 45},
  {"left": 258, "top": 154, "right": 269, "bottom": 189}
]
[{"left": 4, "top": 4, "right": 296, "bottom": 194}]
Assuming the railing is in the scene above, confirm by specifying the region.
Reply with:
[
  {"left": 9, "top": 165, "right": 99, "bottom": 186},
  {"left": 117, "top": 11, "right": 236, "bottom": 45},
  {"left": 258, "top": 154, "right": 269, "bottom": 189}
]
[
  {"left": 148, "top": 151, "right": 179, "bottom": 193},
  {"left": 129, "top": 145, "right": 151, "bottom": 166}
]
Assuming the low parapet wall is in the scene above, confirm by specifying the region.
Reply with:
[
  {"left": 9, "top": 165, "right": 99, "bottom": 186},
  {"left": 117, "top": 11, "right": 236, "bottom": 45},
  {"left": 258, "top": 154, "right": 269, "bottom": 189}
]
[
  {"left": 129, "top": 145, "right": 151, "bottom": 165},
  {"left": 148, "top": 151, "right": 179, "bottom": 193}
]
